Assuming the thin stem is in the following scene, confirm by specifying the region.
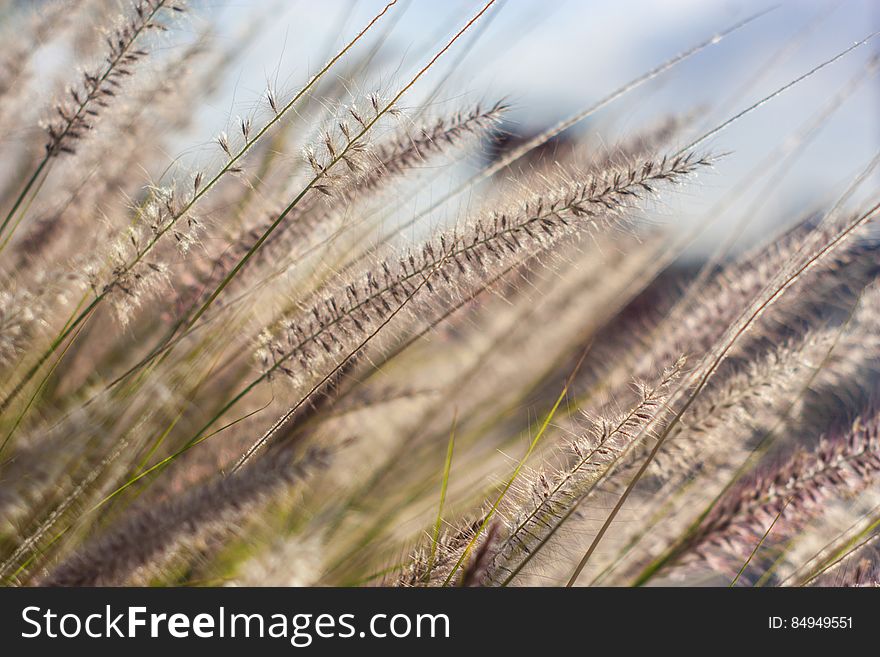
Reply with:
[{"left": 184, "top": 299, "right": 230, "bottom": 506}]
[
  {"left": 0, "top": 0, "right": 169, "bottom": 246},
  {"left": 0, "top": 1, "right": 399, "bottom": 415},
  {"left": 574, "top": 198, "right": 880, "bottom": 587}
]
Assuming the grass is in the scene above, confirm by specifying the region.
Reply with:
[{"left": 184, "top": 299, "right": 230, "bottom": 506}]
[{"left": 0, "top": 0, "right": 878, "bottom": 588}]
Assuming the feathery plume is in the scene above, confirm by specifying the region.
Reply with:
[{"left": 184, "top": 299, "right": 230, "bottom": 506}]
[
  {"left": 260, "top": 154, "right": 711, "bottom": 391},
  {"left": 486, "top": 357, "right": 685, "bottom": 585},
  {"left": 44, "top": 1, "right": 182, "bottom": 158},
  {"left": 684, "top": 410, "right": 880, "bottom": 578},
  {"left": 41, "top": 447, "right": 329, "bottom": 587}
]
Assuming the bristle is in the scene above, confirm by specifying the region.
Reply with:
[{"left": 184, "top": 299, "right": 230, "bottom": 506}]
[
  {"left": 484, "top": 358, "right": 685, "bottom": 585},
  {"left": 0, "top": 1, "right": 876, "bottom": 592},
  {"left": 682, "top": 409, "right": 880, "bottom": 579},
  {"left": 44, "top": 0, "right": 182, "bottom": 158},
  {"left": 41, "top": 446, "right": 329, "bottom": 587}
]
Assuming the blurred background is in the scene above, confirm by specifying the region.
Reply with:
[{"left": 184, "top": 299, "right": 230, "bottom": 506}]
[
  {"left": 211, "top": 0, "right": 880, "bottom": 254},
  {"left": 1, "top": 0, "right": 879, "bottom": 587},
  {"left": 3, "top": 0, "right": 880, "bottom": 254}
]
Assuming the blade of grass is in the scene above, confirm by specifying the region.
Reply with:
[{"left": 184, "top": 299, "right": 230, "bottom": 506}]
[
  {"left": 565, "top": 38, "right": 880, "bottom": 587},
  {"left": 442, "top": 343, "right": 591, "bottom": 586},
  {"left": 427, "top": 411, "right": 457, "bottom": 580},
  {"left": 0, "top": 0, "right": 402, "bottom": 416},
  {"left": 731, "top": 497, "right": 791, "bottom": 587}
]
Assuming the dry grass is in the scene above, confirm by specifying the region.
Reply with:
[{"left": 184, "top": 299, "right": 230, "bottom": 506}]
[{"left": 0, "top": 0, "right": 878, "bottom": 588}]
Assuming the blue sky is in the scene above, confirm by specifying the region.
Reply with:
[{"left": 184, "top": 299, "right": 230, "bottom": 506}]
[{"left": 202, "top": 0, "right": 879, "bottom": 252}]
